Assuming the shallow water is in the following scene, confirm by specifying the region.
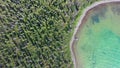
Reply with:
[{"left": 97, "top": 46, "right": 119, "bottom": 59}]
[{"left": 74, "top": 2, "right": 120, "bottom": 68}]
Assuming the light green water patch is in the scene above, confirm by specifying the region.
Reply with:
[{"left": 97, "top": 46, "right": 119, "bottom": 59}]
[{"left": 75, "top": 2, "right": 120, "bottom": 68}]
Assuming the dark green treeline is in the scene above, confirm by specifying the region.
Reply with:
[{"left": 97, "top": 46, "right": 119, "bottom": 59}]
[{"left": 0, "top": 0, "right": 98, "bottom": 68}]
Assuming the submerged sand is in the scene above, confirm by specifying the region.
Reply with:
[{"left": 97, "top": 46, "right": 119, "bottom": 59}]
[{"left": 70, "top": 0, "right": 120, "bottom": 68}]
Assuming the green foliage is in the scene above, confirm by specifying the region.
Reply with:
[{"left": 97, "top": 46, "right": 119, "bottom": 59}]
[{"left": 0, "top": 0, "right": 98, "bottom": 68}]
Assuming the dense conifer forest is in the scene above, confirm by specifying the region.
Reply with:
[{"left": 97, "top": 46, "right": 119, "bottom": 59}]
[{"left": 0, "top": 0, "right": 98, "bottom": 68}]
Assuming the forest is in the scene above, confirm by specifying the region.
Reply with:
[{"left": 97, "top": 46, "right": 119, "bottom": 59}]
[{"left": 0, "top": 0, "right": 98, "bottom": 68}]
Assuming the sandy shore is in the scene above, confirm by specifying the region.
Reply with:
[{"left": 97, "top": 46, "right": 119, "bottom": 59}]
[{"left": 70, "top": 0, "right": 120, "bottom": 68}]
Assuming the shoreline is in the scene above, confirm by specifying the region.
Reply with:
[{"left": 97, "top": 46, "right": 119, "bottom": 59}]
[{"left": 70, "top": 0, "right": 120, "bottom": 68}]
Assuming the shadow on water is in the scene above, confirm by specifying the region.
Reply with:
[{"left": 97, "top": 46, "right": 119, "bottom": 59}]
[
  {"left": 91, "top": 6, "right": 107, "bottom": 24},
  {"left": 91, "top": 14, "right": 100, "bottom": 24}
]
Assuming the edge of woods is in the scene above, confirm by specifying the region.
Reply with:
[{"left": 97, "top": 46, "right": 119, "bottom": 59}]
[{"left": 0, "top": 0, "right": 99, "bottom": 68}]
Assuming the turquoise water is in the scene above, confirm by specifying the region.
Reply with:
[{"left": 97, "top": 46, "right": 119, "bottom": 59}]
[{"left": 74, "top": 2, "right": 120, "bottom": 68}]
